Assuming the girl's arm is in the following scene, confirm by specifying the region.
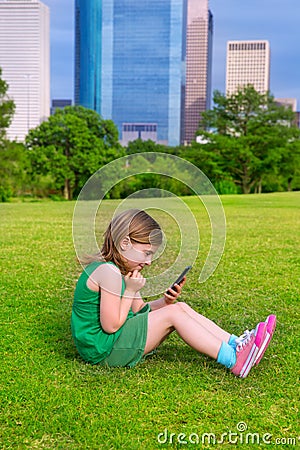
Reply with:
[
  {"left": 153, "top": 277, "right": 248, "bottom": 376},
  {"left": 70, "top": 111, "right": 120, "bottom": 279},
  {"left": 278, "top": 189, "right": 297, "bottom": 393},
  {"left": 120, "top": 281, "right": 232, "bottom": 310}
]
[
  {"left": 130, "top": 291, "right": 147, "bottom": 313},
  {"left": 88, "top": 265, "right": 145, "bottom": 333},
  {"left": 147, "top": 278, "right": 186, "bottom": 310},
  {"left": 130, "top": 278, "right": 187, "bottom": 312}
]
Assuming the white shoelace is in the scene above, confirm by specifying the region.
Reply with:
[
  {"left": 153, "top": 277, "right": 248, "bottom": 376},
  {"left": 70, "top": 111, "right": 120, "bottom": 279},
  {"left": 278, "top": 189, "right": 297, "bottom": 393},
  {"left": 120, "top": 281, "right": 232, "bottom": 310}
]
[{"left": 235, "top": 329, "right": 254, "bottom": 352}]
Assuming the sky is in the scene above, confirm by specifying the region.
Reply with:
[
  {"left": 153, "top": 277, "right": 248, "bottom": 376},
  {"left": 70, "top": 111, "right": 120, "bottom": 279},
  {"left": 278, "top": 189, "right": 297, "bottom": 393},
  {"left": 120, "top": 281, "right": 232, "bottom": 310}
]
[{"left": 43, "top": 0, "right": 300, "bottom": 109}]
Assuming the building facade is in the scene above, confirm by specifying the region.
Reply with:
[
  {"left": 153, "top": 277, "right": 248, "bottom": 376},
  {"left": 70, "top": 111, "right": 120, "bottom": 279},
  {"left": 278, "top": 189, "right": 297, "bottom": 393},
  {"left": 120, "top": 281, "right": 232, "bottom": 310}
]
[
  {"left": 51, "top": 99, "right": 72, "bottom": 115},
  {"left": 274, "top": 98, "right": 297, "bottom": 112},
  {"left": 226, "top": 40, "right": 270, "bottom": 96},
  {"left": 75, "top": 0, "right": 213, "bottom": 146},
  {"left": 0, "top": 0, "right": 50, "bottom": 142},
  {"left": 275, "top": 98, "right": 299, "bottom": 128},
  {"left": 183, "top": 0, "right": 213, "bottom": 144}
]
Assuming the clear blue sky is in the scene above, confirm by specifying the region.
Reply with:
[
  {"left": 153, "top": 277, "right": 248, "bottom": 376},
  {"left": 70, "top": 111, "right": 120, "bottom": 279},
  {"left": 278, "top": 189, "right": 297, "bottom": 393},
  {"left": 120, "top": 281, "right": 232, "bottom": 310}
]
[{"left": 44, "top": 0, "right": 300, "bottom": 109}]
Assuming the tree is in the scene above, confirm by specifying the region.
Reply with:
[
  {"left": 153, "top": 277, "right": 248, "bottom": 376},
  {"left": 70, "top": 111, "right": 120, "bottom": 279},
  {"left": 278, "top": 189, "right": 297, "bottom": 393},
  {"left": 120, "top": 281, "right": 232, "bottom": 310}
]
[
  {"left": 0, "top": 67, "right": 18, "bottom": 201},
  {"left": 0, "top": 67, "right": 15, "bottom": 140},
  {"left": 26, "top": 106, "right": 124, "bottom": 199},
  {"left": 178, "top": 140, "right": 227, "bottom": 187},
  {"left": 279, "top": 138, "right": 300, "bottom": 191},
  {"left": 197, "top": 86, "right": 300, "bottom": 193},
  {"left": 0, "top": 141, "right": 30, "bottom": 201}
]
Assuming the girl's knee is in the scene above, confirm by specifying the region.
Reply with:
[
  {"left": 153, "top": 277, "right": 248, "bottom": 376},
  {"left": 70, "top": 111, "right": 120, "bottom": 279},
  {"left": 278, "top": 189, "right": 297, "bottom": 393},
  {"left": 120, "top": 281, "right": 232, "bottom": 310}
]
[
  {"left": 163, "top": 302, "right": 185, "bottom": 317},
  {"left": 164, "top": 303, "right": 180, "bottom": 311},
  {"left": 167, "top": 302, "right": 189, "bottom": 318},
  {"left": 176, "top": 301, "right": 189, "bottom": 311}
]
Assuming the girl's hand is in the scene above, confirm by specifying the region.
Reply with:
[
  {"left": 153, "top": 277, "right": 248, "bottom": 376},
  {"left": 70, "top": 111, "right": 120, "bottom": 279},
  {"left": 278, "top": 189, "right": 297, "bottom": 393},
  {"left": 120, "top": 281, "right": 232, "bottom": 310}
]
[
  {"left": 164, "top": 277, "right": 186, "bottom": 304},
  {"left": 124, "top": 270, "right": 146, "bottom": 294}
]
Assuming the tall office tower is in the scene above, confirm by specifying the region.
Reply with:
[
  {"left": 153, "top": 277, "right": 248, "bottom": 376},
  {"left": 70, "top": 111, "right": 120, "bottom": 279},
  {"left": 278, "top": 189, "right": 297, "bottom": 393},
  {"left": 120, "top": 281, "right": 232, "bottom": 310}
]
[
  {"left": 75, "top": 0, "right": 213, "bottom": 146},
  {"left": 0, "top": 0, "right": 50, "bottom": 142},
  {"left": 183, "top": 0, "right": 213, "bottom": 144},
  {"left": 226, "top": 40, "right": 270, "bottom": 96}
]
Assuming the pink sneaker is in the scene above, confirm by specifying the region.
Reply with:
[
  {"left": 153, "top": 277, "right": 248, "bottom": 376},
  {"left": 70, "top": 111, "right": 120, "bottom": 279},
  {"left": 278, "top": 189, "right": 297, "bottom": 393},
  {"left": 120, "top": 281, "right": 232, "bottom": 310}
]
[
  {"left": 231, "top": 322, "right": 266, "bottom": 378},
  {"left": 254, "top": 314, "right": 276, "bottom": 365}
]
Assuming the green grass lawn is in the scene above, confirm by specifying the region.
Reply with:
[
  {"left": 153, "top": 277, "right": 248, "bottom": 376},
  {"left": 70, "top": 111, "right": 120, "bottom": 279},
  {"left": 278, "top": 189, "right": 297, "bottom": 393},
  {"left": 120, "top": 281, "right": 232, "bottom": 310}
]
[{"left": 1, "top": 192, "right": 299, "bottom": 449}]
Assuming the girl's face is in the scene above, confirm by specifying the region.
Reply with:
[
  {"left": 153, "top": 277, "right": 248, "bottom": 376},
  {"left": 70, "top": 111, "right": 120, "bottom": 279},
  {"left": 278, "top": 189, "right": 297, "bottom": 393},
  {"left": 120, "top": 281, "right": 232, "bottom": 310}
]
[{"left": 120, "top": 238, "right": 157, "bottom": 271}]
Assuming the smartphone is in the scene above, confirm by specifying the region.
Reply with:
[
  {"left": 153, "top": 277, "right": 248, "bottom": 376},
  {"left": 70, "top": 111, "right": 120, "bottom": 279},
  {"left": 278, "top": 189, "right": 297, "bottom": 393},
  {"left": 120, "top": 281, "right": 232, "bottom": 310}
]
[{"left": 166, "top": 265, "right": 192, "bottom": 294}]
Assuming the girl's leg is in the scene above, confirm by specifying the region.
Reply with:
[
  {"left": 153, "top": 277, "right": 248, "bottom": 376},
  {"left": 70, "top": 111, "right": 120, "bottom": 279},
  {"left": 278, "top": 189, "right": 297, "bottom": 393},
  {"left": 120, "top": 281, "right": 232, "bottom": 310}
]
[
  {"left": 176, "top": 302, "right": 231, "bottom": 342},
  {"left": 144, "top": 303, "right": 223, "bottom": 358}
]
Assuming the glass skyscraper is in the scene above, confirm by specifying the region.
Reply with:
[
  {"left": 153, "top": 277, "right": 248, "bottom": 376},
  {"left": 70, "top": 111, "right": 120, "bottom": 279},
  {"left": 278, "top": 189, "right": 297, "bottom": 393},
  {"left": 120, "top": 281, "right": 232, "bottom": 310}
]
[{"left": 75, "top": 0, "right": 212, "bottom": 146}]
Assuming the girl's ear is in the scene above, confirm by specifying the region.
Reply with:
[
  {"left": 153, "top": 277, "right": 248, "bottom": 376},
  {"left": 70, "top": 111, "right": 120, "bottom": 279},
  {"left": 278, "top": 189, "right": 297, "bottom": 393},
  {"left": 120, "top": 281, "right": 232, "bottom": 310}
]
[{"left": 120, "top": 236, "right": 131, "bottom": 251}]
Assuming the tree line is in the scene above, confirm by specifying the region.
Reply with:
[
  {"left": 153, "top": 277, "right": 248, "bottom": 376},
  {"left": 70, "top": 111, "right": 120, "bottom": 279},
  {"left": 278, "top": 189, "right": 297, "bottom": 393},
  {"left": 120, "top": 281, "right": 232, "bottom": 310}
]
[{"left": 0, "top": 67, "right": 299, "bottom": 201}]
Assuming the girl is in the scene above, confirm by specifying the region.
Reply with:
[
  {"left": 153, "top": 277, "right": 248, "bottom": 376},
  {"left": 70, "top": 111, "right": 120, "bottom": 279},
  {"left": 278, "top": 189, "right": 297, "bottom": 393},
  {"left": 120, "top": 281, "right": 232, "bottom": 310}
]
[{"left": 71, "top": 209, "right": 276, "bottom": 378}]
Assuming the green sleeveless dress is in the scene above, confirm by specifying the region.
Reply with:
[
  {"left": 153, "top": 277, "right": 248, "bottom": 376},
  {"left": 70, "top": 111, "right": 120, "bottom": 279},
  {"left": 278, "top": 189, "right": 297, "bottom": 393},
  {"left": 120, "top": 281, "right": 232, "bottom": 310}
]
[{"left": 71, "top": 261, "right": 150, "bottom": 367}]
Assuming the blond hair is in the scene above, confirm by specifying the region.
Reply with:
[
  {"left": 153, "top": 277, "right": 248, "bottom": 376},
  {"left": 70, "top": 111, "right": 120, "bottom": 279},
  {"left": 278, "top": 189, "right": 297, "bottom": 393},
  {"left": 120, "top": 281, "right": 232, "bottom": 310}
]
[{"left": 82, "top": 209, "right": 162, "bottom": 274}]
